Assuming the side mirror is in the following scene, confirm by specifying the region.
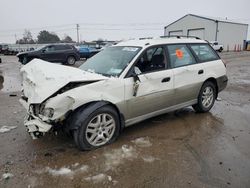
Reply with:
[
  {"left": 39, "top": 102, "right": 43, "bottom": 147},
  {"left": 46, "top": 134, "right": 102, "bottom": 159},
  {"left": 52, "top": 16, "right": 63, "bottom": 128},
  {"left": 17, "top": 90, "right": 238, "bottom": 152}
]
[
  {"left": 134, "top": 66, "right": 141, "bottom": 75},
  {"left": 132, "top": 66, "right": 141, "bottom": 96},
  {"left": 42, "top": 49, "right": 46, "bottom": 53},
  {"left": 132, "top": 66, "right": 141, "bottom": 81}
]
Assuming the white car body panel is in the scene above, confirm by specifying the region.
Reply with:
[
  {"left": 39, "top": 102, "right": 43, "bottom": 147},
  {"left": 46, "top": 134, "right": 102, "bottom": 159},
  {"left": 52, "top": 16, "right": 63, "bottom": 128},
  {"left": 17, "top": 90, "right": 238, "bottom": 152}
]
[
  {"left": 20, "top": 59, "right": 107, "bottom": 104},
  {"left": 42, "top": 78, "right": 126, "bottom": 121},
  {"left": 172, "top": 63, "right": 205, "bottom": 104},
  {"left": 19, "top": 38, "right": 227, "bottom": 140},
  {"left": 124, "top": 69, "right": 174, "bottom": 120},
  {"left": 203, "top": 60, "right": 227, "bottom": 78}
]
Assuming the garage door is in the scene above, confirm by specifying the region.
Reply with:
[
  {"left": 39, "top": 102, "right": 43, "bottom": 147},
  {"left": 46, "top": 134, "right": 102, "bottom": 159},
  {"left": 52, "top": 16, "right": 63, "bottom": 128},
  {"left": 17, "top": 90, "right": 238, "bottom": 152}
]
[
  {"left": 169, "top": 30, "right": 183, "bottom": 36},
  {"left": 188, "top": 29, "right": 205, "bottom": 39}
]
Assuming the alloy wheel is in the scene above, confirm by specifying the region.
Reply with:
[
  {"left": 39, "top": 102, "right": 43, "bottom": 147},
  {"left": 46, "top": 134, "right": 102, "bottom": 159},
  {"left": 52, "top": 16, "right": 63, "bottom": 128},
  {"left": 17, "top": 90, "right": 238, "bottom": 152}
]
[
  {"left": 201, "top": 86, "right": 214, "bottom": 108},
  {"left": 85, "top": 113, "right": 116, "bottom": 146}
]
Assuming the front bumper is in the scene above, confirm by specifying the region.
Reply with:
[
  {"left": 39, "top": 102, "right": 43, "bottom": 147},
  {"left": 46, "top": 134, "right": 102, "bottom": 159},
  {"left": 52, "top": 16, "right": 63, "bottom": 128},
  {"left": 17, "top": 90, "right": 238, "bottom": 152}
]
[
  {"left": 20, "top": 98, "right": 52, "bottom": 139},
  {"left": 24, "top": 116, "right": 52, "bottom": 139}
]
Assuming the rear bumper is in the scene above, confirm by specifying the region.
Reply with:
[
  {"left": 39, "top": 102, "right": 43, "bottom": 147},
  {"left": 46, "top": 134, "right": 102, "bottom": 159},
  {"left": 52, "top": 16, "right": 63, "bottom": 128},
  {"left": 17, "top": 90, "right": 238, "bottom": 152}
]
[{"left": 217, "top": 75, "right": 228, "bottom": 92}]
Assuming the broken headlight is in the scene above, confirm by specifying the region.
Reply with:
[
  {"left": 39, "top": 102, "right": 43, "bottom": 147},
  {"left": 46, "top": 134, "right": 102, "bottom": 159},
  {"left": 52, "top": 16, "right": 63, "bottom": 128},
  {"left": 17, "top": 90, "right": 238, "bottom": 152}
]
[
  {"left": 29, "top": 104, "right": 40, "bottom": 116},
  {"left": 40, "top": 104, "right": 54, "bottom": 118},
  {"left": 40, "top": 106, "right": 54, "bottom": 118}
]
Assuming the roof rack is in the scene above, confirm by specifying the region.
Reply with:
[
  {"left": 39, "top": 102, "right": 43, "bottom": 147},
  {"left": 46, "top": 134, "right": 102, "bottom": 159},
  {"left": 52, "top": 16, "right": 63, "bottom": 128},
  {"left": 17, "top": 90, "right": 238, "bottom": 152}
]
[
  {"left": 160, "top": 35, "right": 201, "bottom": 40},
  {"left": 139, "top": 37, "right": 154, "bottom": 40}
]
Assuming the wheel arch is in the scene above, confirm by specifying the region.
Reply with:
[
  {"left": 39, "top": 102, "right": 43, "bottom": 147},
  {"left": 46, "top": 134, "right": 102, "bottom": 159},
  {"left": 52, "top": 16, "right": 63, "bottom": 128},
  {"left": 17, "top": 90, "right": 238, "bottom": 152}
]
[
  {"left": 65, "top": 100, "right": 125, "bottom": 133},
  {"left": 67, "top": 54, "right": 77, "bottom": 60},
  {"left": 203, "top": 77, "right": 218, "bottom": 98}
]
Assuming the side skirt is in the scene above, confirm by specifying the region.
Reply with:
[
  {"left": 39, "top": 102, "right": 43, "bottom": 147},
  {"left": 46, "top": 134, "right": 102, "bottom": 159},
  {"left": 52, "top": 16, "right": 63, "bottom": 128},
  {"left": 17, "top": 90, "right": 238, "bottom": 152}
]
[{"left": 125, "top": 99, "right": 197, "bottom": 127}]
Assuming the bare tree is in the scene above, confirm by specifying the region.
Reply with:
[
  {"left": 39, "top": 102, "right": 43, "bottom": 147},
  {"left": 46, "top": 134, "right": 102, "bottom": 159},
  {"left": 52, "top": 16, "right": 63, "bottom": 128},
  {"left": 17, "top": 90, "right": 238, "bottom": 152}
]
[{"left": 16, "top": 29, "right": 35, "bottom": 44}]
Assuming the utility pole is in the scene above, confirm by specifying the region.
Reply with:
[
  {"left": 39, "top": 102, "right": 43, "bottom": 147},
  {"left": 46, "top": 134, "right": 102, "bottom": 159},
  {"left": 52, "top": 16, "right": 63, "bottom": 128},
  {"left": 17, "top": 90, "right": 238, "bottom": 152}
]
[
  {"left": 76, "top": 24, "right": 79, "bottom": 44},
  {"left": 14, "top": 34, "right": 17, "bottom": 43}
]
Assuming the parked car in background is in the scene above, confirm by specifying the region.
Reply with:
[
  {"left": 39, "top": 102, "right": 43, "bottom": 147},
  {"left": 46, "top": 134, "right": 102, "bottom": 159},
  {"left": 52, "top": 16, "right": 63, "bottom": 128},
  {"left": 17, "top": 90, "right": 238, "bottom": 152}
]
[
  {"left": 100, "top": 42, "right": 118, "bottom": 50},
  {"left": 16, "top": 44, "right": 80, "bottom": 65},
  {"left": 210, "top": 41, "right": 223, "bottom": 52},
  {"left": 76, "top": 45, "right": 100, "bottom": 59},
  {"left": 0, "top": 44, "right": 8, "bottom": 54},
  {"left": 20, "top": 37, "right": 227, "bottom": 151},
  {"left": 0, "top": 44, "right": 18, "bottom": 55}
]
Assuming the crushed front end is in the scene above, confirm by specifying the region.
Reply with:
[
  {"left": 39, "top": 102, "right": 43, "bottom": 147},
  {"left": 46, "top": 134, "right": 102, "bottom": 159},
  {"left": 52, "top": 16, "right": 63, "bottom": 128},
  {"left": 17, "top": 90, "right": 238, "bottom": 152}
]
[
  {"left": 20, "top": 97, "right": 54, "bottom": 139},
  {"left": 19, "top": 59, "right": 107, "bottom": 139}
]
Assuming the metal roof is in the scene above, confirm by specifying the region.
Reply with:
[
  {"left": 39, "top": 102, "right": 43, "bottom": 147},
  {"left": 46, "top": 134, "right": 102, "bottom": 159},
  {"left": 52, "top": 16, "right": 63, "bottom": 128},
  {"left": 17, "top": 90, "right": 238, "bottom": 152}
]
[{"left": 165, "top": 14, "right": 248, "bottom": 29}]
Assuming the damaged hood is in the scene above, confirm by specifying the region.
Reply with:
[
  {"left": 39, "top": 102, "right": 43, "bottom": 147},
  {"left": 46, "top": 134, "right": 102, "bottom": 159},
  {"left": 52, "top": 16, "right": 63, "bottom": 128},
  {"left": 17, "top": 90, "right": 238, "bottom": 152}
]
[{"left": 20, "top": 59, "right": 108, "bottom": 103}]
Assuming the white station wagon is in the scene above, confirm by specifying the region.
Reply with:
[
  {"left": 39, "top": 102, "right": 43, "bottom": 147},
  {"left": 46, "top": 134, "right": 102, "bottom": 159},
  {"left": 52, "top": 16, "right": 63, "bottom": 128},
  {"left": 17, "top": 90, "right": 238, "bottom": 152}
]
[{"left": 20, "top": 36, "right": 228, "bottom": 150}]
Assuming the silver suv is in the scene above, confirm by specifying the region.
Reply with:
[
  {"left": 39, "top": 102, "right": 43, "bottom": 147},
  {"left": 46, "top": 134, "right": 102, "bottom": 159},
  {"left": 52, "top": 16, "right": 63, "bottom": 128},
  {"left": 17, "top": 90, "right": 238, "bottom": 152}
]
[{"left": 20, "top": 37, "right": 228, "bottom": 150}]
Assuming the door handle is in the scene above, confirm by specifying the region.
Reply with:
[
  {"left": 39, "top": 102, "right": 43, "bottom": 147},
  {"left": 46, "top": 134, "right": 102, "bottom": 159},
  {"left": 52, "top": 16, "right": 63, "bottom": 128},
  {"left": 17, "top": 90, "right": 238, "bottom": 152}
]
[
  {"left": 198, "top": 70, "right": 204, "bottom": 74},
  {"left": 161, "top": 77, "right": 171, "bottom": 83}
]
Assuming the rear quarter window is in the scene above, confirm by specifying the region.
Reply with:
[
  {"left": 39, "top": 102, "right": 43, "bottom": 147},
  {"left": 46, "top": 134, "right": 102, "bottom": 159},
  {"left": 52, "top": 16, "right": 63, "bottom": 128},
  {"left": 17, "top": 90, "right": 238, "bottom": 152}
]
[
  {"left": 190, "top": 44, "right": 219, "bottom": 62},
  {"left": 64, "top": 45, "right": 73, "bottom": 50},
  {"left": 55, "top": 45, "right": 72, "bottom": 50}
]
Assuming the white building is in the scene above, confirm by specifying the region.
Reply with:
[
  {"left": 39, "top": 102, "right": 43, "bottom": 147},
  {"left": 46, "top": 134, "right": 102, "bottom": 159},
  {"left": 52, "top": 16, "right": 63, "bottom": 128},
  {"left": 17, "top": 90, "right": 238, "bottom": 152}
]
[{"left": 164, "top": 14, "right": 248, "bottom": 51}]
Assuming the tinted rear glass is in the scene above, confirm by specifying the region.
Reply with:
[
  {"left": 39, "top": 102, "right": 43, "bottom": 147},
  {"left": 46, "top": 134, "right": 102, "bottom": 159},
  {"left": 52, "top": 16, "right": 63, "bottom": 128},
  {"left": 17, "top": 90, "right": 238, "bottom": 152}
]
[
  {"left": 190, "top": 44, "right": 219, "bottom": 62},
  {"left": 55, "top": 45, "right": 72, "bottom": 50}
]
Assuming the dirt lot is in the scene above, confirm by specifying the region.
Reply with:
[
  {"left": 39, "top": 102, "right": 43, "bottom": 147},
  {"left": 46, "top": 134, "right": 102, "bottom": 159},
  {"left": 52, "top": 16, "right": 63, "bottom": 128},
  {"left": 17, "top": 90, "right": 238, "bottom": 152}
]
[{"left": 0, "top": 52, "right": 250, "bottom": 188}]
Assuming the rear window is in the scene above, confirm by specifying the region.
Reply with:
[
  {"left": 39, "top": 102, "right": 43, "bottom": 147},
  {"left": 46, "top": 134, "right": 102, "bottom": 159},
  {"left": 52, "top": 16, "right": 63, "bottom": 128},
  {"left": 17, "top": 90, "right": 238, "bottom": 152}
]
[
  {"left": 167, "top": 44, "right": 196, "bottom": 68},
  {"left": 190, "top": 44, "right": 219, "bottom": 62}
]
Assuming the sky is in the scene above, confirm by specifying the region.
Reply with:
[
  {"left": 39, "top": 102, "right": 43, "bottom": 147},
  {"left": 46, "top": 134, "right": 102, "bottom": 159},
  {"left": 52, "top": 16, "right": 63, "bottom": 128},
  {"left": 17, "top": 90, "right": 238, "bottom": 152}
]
[{"left": 0, "top": 0, "right": 249, "bottom": 43}]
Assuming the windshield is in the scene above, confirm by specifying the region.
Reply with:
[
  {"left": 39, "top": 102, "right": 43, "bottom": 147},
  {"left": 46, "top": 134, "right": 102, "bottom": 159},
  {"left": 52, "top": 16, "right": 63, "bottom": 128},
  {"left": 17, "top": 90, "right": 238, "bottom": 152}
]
[
  {"left": 79, "top": 46, "right": 141, "bottom": 77},
  {"left": 35, "top": 45, "right": 46, "bottom": 51}
]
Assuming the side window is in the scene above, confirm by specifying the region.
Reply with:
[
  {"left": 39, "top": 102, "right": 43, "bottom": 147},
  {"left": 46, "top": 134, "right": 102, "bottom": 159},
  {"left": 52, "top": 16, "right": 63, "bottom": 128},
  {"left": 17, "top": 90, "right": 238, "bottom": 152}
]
[
  {"left": 64, "top": 45, "right": 72, "bottom": 50},
  {"left": 190, "top": 44, "right": 219, "bottom": 62},
  {"left": 45, "top": 46, "right": 55, "bottom": 52},
  {"left": 54, "top": 45, "right": 68, "bottom": 51},
  {"left": 134, "top": 46, "right": 166, "bottom": 74},
  {"left": 167, "top": 45, "right": 196, "bottom": 68}
]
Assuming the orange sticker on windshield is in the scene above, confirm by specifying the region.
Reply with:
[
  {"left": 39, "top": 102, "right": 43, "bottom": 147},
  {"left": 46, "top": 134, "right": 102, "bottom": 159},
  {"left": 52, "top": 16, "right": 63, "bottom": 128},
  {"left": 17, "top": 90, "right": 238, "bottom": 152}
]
[{"left": 176, "top": 49, "right": 183, "bottom": 59}]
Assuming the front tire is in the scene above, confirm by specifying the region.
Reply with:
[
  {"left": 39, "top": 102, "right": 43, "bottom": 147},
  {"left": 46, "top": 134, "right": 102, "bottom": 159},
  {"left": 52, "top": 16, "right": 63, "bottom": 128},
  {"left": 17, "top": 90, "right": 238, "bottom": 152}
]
[
  {"left": 193, "top": 81, "right": 216, "bottom": 113},
  {"left": 22, "top": 56, "right": 28, "bottom": 65},
  {"left": 73, "top": 105, "right": 120, "bottom": 151}
]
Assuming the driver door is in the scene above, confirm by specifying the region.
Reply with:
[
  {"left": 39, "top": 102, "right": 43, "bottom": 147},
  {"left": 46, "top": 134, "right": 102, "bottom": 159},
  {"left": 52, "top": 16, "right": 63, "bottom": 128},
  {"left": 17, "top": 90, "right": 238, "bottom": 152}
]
[
  {"left": 40, "top": 45, "right": 57, "bottom": 62},
  {"left": 124, "top": 46, "right": 174, "bottom": 120}
]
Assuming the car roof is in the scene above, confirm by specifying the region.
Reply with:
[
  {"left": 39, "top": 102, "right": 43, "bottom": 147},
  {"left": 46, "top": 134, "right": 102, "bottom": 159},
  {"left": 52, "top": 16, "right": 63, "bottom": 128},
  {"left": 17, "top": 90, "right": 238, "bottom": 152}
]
[
  {"left": 115, "top": 37, "right": 207, "bottom": 48},
  {"left": 46, "top": 44, "right": 71, "bottom": 46}
]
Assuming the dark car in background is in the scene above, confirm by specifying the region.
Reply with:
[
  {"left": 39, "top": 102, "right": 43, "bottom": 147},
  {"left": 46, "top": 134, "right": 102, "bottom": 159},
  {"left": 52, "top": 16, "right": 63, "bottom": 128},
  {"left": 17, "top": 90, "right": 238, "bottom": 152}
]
[
  {"left": 0, "top": 44, "right": 18, "bottom": 55},
  {"left": 0, "top": 44, "right": 8, "bottom": 54},
  {"left": 16, "top": 44, "right": 80, "bottom": 65}
]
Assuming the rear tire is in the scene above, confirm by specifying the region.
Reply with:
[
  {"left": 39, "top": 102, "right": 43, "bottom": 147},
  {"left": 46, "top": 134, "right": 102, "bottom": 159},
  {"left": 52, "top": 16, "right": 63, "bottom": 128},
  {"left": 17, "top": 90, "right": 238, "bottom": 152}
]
[
  {"left": 193, "top": 81, "right": 216, "bottom": 113},
  {"left": 73, "top": 105, "right": 120, "bottom": 151},
  {"left": 66, "top": 56, "right": 76, "bottom": 65}
]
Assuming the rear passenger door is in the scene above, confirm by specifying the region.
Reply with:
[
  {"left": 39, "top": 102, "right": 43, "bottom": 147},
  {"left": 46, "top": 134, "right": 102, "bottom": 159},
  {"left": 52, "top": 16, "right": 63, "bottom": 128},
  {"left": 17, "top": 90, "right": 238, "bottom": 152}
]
[
  {"left": 53, "top": 45, "right": 69, "bottom": 62},
  {"left": 166, "top": 44, "right": 205, "bottom": 105}
]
